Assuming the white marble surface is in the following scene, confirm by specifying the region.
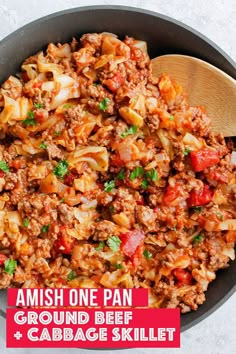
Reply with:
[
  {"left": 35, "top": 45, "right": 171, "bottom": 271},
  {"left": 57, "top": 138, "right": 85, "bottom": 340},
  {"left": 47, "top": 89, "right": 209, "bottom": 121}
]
[{"left": 0, "top": 1, "right": 235, "bottom": 353}]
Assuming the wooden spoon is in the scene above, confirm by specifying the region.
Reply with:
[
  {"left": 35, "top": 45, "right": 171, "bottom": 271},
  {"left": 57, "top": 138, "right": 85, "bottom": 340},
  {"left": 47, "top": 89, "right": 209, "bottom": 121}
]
[{"left": 151, "top": 55, "right": 236, "bottom": 136}]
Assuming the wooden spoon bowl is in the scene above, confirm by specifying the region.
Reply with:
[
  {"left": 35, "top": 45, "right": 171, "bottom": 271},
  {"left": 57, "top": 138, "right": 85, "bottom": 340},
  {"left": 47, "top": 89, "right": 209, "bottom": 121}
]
[{"left": 151, "top": 55, "right": 236, "bottom": 137}]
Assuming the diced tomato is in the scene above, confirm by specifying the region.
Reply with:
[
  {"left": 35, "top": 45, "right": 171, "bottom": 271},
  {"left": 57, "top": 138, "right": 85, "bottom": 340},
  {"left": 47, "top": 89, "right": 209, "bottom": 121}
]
[
  {"left": 136, "top": 195, "right": 145, "bottom": 205},
  {"left": 110, "top": 154, "right": 124, "bottom": 167},
  {"left": 22, "top": 71, "right": 29, "bottom": 82},
  {"left": 188, "top": 184, "right": 212, "bottom": 207},
  {"left": 33, "top": 81, "right": 42, "bottom": 89},
  {"left": 104, "top": 74, "right": 124, "bottom": 92},
  {"left": 0, "top": 170, "right": 4, "bottom": 178},
  {"left": 206, "top": 170, "right": 229, "bottom": 184},
  {"left": 11, "top": 159, "right": 25, "bottom": 170},
  {"left": 173, "top": 268, "right": 192, "bottom": 286},
  {"left": 54, "top": 232, "right": 75, "bottom": 255},
  {"left": 120, "top": 230, "right": 145, "bottom": 258},
  {"left": 34, "top": 110, "right": 46, "bottom": 123},
  {"left": 131, "top": 244, "right": 143, "bottom": 267},
  {"left": 190, "top": 148, "right": 220, "bottom": 172},
  {"left": 163, "top": 184, "right": 181, "bottom": 206},
  {"left": 64, "top": 172, "right": 78, "bottom": 186},
  {"left": 0, "top": 254, "right": 7, "bottom": 266},
  {"left": 225, "top": 231, "right": 236, "bottom": 243}
]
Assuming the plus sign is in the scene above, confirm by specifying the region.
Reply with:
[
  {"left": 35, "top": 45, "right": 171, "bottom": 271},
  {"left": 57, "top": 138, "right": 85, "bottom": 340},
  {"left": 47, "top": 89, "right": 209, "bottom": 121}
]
[{"left": 14, "top": 331, "right": 23, "bottom": 340}]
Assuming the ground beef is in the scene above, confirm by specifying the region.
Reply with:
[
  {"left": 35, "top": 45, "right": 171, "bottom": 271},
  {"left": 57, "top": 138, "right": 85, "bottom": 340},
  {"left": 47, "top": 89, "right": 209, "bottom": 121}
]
[
  {"left": 58, "top": 203, "right": 74, "bottom": 224},
  {"left": 0, "top": 32, "right": 234, "bottom": 315},
  {"left": 92, "top": 220, "right": 119, "bottom": 241}
]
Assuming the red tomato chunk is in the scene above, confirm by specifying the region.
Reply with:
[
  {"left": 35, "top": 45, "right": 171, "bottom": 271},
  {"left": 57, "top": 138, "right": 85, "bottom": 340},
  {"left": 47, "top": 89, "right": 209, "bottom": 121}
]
[
  {"left": 120, "top": 230, "right": 145, "bottom": 258},
  {"left": 173, "top": 268, "right": 192, "bottom": 286},
  {"left": 188, "top": 184, "right": 212, "bottom": 207},
  {"left": 163, "top": 185, "right": 181, "bottom": 206},
  {"left": 54, "top": 233, "right": 75, "bottom": 255},
  {"left": 0, "top": 254, "right": 7, "bottom": 266},
  {"left": 190, "top": 148, "right": 219, "bottom": 172},
  {"left": 104, "top": 74, "right": 124, "bottom": 92}
]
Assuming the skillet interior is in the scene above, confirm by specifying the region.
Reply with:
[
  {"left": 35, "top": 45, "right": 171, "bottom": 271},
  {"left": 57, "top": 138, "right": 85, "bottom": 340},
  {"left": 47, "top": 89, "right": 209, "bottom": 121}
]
[{"left": 0, "top": 5, "right": 235, "bottom": 332}]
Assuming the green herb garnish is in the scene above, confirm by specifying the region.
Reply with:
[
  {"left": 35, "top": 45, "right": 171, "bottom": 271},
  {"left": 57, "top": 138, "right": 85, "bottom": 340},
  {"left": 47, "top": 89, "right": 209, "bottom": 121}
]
[
  {"left": 34, "top": 102, "right": 43, "bottom": 109},
  {"left": 143, "top": 249, "right": 153, "bottom": 259},
  {"left": 193, "top": 234, "right": 203, "bottom": 244},
  {"left": 184, "top": 147, "right": 191, "bottom": 156},
  {"left": 117, "top": 167, "right": 126, "bottom": 180},
  {"left": 39, "top": 141, "right": 48, "bottom": 149},
  {"left": 95, "top": 241, "right": 105, "bottom": 251},
  {"left": 104, "top": 180, "right": 115, "bottom": 192},
  {"left": 63, "top": 103, "right": 74, "bottom": 109},
  {"left": 112, "top": 263, "right": 123, "bottom": 269},
  {"left": 107, "top": 235, "right": 121, "bottom": 252},
  {"left": 22, "top": 218, "right": 30, "bottom": 227},
  {"left": 109, "top": 206, "right": 115, "bottom": 214},
  {"left": 146, "top": 168, "right": 158, "bottom": 182},
  {"left": 192, "top": 206, "right": 202, "bottom": 213},
  {"left": 216, "top": 212, "right": 223, "bottom": 221},
  {"left": 129, "top": 166, "right": 144, "bottom": 181},
  {"left": 141, "top": 179, "right": 149, "bottom": 189},
  {"left": 4, "top": 259, "right": 17, "bottom": 275},
  {"left": 23, "top": 111, "right": 36, "bottom": 127},
  {"left": 121, "top": 125, "right": 138, "bottom": 138},
  {"left": 54, "top": 131, "right": 61, "bottom": 136},
  {"left": 60, "top": 198, "right": 65, "bottom": 203},
  {"left": 53, "top": 159, "right": 69, "bottom": 179},
  {"left": 98, "top": 98, "right": 110, "bottom": 112},
  {"left": 41, "top": 224, "right": 50, "bottom": 233},
  {"left": 169, "top": 115, "right": 174, "bottom": 121},
  {"left": 0, "top": 161, "right": 9, "bottom": 173},
  {"left": 67, "top": 271, "right": 76, "bottom": 281}
]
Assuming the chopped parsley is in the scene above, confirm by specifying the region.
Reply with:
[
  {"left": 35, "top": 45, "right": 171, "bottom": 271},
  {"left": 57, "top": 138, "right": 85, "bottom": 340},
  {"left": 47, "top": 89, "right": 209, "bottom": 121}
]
[
  {"left": 141, "top": 179, "right": 149, "bottom": 189},
  {"left": 28, "top": 110, "right": 35, "bottom": 119},
  {"left": 22, "top": 218, "right": 30, "bottom": 227},
  {"left": 23, "top": 111, "right": 36, "bottom": 127},
  {"left": 143, "top": 249, "right": 153, "bottom": 259},
  {"left": 146, "top": 168, "right": 158, "bottom": 182},
  {"left": 93, "top": 83, "right": 99, "bottom": 87},
  {"left": 67, "top": 271, "right": 76, "bottom": 281},
  {"left": 60, "top": 198, "right": 65, "bottom": 203},
  {"left": 0, "top": 161, "right": 9, "bottom": 173},
  {"left": 54, "top": 131, "right": 61, "bottom": 136},
  {"left": 193, "top": 234, "right": 203, "bottom": 244},
  {"left": 41, "top": 224, "right": 50, "bottom": 233},
  {"left": 184, "top": 147, "right": 191, "bottom": 156},
  {"left": 95, "top": 241, "right": 105, "bottom": 251},
  {"left": 216, "top": 212, "right": 223, "bottom": 221},
  {"left": 34, "top": 102, "right": 43, "bottom": 109},
  {"left": 192, "top": 206, "right": 202, "bottom": 213},
  {"left": 121, "top": 125, "right": 138, "bottom": 138},
  {"left": 117, "top": 167, "right": 126, "bottom": 180},
  {"left": 169, "top": 115, "right": 174, "bottom": 121},
  {"left": 129, "top": 166, "right": 144, "bottom": 181},
  {"left": 109, "top": 206, "right": 115, "bottom": 214},
  {"left": 39, "top": 141, "right": 48, "bottom": 149},
  {"left": 104, "top": 180, "right": 115, "bottom": 192},
  {"left": 112, "top": 263, "right": 123, "bottom": 269},
  {"left": 107, "top": 235, "right": 121, "bottom": 252},
  {"left": 98, "top": 98, "right": 110, "bottom": 112},
  {"left": 53, "top": 159, "right": 69, "bottom": 179},
  {"left": 63, "top": 103, "right": 74, "bottom": 109},
  {"left": 4, "top": 259, "right": 17, "bottom": 275}
]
